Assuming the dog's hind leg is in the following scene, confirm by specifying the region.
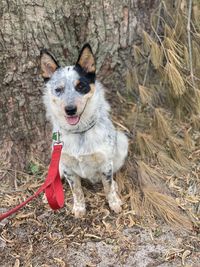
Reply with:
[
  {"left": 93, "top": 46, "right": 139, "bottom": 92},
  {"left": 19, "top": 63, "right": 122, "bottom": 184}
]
[
  {"left": 113, "top": 131, "right": 128, "bottom": 173},
  {"left": 101, "top": 163, "right": 122, "bottom": 213},
  {"left": 64, "top": 171, "right": 86, "bottom": 218}
]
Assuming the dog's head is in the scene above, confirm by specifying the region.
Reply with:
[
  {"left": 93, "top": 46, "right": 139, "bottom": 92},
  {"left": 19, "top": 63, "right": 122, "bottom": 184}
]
[{"left": 40, "top": 44, "right": 96, "bottom": 127}]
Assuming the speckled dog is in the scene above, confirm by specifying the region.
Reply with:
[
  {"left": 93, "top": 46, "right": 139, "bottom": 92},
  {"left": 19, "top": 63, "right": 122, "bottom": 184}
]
[{"left": 40, "top": 44, "right": 128, "bottom": 218}]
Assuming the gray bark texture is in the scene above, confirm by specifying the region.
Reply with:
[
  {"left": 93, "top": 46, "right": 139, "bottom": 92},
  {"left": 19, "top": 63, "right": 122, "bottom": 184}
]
[{"left": 0, "top": 0, "right": 157, "bottom": 171}]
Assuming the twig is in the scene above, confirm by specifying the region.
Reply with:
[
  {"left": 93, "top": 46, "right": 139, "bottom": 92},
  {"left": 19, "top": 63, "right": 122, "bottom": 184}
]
[{"left": 187, "top": 0, "right": 195, "bottom": 86}]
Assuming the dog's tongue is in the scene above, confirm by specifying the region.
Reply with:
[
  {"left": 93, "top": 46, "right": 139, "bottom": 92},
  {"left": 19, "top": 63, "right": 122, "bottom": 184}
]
[{"left": 66, "top": 116, "right": 80, "bottom": 125}]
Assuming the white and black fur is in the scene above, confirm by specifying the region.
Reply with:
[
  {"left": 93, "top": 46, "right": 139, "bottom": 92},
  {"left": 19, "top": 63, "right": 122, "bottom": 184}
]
[{"left": 40, "top": 44, "right": 128, "bottom": 218}]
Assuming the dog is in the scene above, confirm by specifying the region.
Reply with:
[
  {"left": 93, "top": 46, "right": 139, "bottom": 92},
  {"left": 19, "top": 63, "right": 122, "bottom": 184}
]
[{"left": 40, "top": 44, "right": 128, "bottom": 218}]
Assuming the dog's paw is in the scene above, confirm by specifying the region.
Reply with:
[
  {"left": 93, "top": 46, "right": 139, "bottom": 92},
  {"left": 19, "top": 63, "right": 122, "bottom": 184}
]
[
  {"left": 108, "top": 194, "right": 122, "bottom": 213},
  {"left": 73, "top": 205, "right": 86, "bottom": 218}
]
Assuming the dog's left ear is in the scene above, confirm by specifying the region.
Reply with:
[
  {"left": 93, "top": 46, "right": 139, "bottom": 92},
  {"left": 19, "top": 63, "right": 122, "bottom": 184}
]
[
  {"left": 40, "top": 49, "right": 60, "bottom": 80},
  {"left": 76, "top": 44, "right": 96, "bottom": 74}
]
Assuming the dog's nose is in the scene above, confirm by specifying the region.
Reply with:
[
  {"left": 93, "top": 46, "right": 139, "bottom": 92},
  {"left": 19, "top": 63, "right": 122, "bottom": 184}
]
[{"left": 65, "top": 105, "right": 77, "bottom": 116}]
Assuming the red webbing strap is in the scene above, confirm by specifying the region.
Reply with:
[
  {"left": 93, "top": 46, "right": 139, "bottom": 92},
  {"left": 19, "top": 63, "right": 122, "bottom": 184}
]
[{"left": 0, "top": 144, "right": 64, "bottom": 222}]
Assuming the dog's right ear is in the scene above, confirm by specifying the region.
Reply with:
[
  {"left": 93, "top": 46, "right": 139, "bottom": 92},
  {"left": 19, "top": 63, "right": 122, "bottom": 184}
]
[{"left": 40, "top": 49, "right": 60, "bottom": 80}]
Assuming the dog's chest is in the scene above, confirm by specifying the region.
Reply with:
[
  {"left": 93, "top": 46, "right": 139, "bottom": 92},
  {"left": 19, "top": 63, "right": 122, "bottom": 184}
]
[
  {"left": 59, "top": 125, "right": 115, "bottom": 179},
  {"left": 61, "top": 151, "right": 106, "bottom": 179}
]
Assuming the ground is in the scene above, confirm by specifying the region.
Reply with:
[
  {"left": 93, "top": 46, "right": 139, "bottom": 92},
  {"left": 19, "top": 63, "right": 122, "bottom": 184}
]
[{"left": 0, "top": 174, "right": 199, "bottom": 267}]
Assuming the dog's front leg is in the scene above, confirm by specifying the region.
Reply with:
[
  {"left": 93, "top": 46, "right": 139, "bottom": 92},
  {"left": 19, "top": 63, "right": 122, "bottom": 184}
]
[
  {"left": 102, "top": 163, "right": 122, "bottom": 213},
  {"left": 64, "top": 172, "right": 86, "bottom": 218}
]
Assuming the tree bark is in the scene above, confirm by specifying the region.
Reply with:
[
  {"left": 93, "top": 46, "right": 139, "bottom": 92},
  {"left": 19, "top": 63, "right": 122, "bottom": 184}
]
[{"left": 0, "top": 0, "right": 158, "bottom": 171}]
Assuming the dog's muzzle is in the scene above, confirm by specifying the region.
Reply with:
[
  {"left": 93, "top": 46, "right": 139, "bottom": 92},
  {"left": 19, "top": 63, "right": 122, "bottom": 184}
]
[
  {"left": 65, "top": 105, "right": 77, "bottom": 116},
  {"left": 64, "top": 105, "right": 80, "bottom": 125}
]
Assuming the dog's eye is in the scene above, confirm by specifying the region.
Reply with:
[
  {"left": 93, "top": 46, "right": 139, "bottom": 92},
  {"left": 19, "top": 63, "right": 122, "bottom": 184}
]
[
  {"left": 55, "top": 87, "right": 64, "bottom": 95},
  {"left": 75, "top": 79, "right": 90, "bottom": 94}
]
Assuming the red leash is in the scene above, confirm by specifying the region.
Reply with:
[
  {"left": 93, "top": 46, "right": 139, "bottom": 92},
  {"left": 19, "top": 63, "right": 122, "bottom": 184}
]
[{"left": 0, "top": 142, "right": 64, "bottom": 222}]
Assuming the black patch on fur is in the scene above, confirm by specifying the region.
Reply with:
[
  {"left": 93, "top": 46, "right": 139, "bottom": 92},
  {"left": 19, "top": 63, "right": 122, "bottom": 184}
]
[
  {"left": 43, "top": 77, "right": 50, "bottom": 83},
  {"left": 74, "top": 64, "right": 96, "bottom": 84},
  {"left": 103, "top": 169, "right": 112, "bottom": 184},
  {"left": 75, "top": 77, "right": 91, "bottom": 94}
]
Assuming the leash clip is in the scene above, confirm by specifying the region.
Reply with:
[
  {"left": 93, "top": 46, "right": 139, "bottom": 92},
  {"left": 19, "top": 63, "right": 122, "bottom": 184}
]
[{"left": 52, "top": 131, "right": 63, "bottom": 146}]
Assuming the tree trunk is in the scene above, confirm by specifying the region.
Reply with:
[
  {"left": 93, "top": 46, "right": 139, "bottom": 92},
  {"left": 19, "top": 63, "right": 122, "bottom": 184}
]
[{"left": 0, "top": 0, "right": 157, "bottom": 172}]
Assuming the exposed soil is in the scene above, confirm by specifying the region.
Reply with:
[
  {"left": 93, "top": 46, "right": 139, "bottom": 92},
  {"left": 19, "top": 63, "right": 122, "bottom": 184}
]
[{"left": 0, "top": 173, "right": 199, "bottom": 267}]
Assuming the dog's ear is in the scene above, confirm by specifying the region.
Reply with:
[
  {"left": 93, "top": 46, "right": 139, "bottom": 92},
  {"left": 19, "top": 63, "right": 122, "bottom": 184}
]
[
  {"left": 76, "top": 44, "right": 96, "bottom": 74},
  {"left": 40, "top": 49, "right": 59, "bottom": 80}
]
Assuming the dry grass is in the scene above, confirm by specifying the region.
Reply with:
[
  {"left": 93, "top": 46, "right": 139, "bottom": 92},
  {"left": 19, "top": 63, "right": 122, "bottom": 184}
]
[
  {"left": 151, "top": 108, "right": 172, "bottom": 141},
  {"left": 164, "top": 62, "right": 186, "bottom": 97}
]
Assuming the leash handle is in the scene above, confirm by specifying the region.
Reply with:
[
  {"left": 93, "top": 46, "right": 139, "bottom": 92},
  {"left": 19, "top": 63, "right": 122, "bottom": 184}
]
[
  {"left": 44, "top": 144, "right": 64, "bottom": 209},
  {"left": 0, "top": 144, "right": 64, "bottom": 222}
]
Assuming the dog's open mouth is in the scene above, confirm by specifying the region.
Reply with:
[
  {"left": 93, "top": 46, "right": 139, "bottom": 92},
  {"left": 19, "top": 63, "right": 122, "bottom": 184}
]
[
  {"left": 65, "top": 101, "right": 88, "bottom": 126},
  {"left": 66, "top": 115, "right": 80, "bottom": 125}
]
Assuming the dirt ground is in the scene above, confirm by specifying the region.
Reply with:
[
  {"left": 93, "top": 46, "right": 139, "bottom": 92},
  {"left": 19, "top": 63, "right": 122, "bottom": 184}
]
[{"left": 0, "top": 175, "right": 199, "bottom": 267}]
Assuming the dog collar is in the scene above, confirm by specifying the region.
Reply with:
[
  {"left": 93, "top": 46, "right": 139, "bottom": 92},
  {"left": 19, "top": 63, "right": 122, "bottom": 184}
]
[{"left": 67, "top": 119, "right": 96, "bottom": 134}]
